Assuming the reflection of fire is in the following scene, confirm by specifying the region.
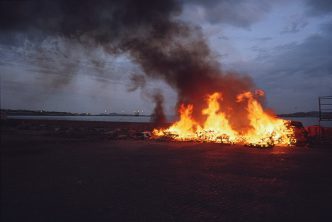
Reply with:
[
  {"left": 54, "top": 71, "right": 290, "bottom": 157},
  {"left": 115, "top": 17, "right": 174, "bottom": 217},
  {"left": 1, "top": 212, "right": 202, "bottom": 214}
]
[{"left": 153, "top": 91, "right": 296, "bottom": 147}]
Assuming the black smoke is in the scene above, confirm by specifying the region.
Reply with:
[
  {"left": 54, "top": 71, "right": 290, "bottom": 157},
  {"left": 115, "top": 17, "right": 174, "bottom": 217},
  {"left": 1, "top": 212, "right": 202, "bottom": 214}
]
[{"left": 0, "top": 0, "right": 255, "bottom": 128}]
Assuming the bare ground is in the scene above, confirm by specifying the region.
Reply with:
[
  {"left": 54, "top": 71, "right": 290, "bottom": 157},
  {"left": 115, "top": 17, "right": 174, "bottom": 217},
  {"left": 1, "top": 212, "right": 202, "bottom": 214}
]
[{"left": 1, "top": 120, "right": 332, "bottom": 222}]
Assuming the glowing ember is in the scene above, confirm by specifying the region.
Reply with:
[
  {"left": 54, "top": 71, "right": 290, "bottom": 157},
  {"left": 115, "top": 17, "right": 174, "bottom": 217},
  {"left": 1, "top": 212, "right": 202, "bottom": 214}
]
[{"left": 153, "top": 91, "right": 296, "bottom": 147}]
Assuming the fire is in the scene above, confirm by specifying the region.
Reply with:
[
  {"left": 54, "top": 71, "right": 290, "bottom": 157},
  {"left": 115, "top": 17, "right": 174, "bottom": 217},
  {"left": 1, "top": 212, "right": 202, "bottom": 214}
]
[
  {"left": 200, "top": 92, "right": 238, "bottom": 143},
  {"left": 153, "top": 91, "right": 296, "bottom": 147},
  {"left": 236, "top": 91, "right": 295, "bottom": 146},
  {"left": 154, "top": 104, "right": 202, "bottom": 140}
]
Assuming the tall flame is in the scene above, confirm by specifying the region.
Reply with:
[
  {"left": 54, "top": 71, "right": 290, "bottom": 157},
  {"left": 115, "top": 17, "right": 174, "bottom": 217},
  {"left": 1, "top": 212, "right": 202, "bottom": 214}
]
[
  {"left": 153, "top": 91, "right": 295, "bottom": 147},
  {"left": 201, "top": 92, "right": 238, "bottom": 143},
  {"left": 154, "top": 104, "right": 201, "bottom": 140}
]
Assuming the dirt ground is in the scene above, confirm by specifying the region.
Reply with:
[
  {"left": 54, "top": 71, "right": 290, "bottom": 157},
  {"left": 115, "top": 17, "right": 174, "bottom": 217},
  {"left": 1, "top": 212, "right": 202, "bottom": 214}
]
[{"left": 1, "top": 120, "right": 332, "bottom": 222}]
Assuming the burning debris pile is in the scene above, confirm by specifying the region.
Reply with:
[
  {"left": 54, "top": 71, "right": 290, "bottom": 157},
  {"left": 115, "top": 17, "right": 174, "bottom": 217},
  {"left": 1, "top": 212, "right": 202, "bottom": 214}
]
[
  {"left": 1, "top": 1, "right": 297, "bottom": 147},
  {"left": 153, "top": 91, "right": 296, "bottom": 147}
]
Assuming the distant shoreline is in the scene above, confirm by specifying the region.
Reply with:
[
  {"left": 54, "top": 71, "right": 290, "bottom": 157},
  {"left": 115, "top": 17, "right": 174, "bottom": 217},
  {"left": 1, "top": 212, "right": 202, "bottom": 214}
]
[
  {"left": 2, "top": 109, "right": 328, "bottom": 118},
  {"left": 0, "top": 109, "right": 151, "bottom": 117},
  {"left": 278, "top": 111, "right": 320, "bottom": 118}
]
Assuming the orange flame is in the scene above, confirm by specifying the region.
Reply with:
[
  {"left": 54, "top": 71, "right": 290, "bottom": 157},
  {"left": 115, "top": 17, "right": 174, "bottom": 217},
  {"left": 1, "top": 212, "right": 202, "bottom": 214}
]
[
  {"left": 153, "top": 91, "right": 296, "bottom": 147},
  {"left": 153, "top": 104, "right": 201, "bottom": 140}
]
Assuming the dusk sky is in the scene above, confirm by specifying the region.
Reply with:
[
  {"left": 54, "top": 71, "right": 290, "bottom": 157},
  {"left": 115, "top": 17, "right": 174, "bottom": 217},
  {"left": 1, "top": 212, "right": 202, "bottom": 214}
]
[{"left": 1, "top": 0, "right": 332, "bottom": 115}]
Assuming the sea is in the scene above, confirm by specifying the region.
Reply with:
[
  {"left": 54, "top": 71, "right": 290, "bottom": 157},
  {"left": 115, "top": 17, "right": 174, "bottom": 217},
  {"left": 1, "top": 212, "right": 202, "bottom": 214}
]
[
  {"left": 6, "top": 115, "right": 332, "bottom": 127},
  {"left": 282, "top": 117, "right": 332, "bottom": 127}
]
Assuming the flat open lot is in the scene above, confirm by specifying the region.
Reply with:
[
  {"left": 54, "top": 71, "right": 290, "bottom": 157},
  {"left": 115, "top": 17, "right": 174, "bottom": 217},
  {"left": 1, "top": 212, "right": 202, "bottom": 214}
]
[{"left": 1, "top": 121, "right": 332, "bottom": 221}]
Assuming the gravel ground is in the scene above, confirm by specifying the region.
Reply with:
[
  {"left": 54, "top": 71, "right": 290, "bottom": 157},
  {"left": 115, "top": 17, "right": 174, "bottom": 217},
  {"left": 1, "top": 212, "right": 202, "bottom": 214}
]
[{"left": 1, "top": 120, "right": 332, "bottom": 222}]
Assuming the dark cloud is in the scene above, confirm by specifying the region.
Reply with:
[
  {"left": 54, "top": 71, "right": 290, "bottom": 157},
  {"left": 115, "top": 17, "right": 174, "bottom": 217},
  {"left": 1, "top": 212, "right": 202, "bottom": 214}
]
[
  {"left": 0, "top": 0, "right": 181, "bottom": 41},
  {"left": 182, "top": 0, "right": 331, "bottom": 28},
  {"left": 266, "top": 33, "right": 332, "bottom": 77},
  {"left": 182, "top": 0, "right": 282, "bottom": 28},
  {"left": 244, "top": 22, "right": 332, "bottom": 112},
  {"left": 305, "top": 0, "right": 332, "bottom": 15},
  {"left": 320, "top": 21, "right": 332, "bottom": 33}
]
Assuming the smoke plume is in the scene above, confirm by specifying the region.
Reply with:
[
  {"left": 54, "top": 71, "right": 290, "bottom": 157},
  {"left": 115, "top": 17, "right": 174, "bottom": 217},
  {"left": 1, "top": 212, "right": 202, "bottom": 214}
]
[
  {"left": 1, "top": 0, "right": 255, "bottom": 128},
  {"left": 151, "top": 92, "right": 166, "bottom": 125}
]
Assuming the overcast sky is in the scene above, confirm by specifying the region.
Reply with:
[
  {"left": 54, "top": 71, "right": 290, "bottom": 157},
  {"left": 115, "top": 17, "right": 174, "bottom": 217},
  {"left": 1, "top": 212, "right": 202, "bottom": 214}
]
[{"left": 1, "top": 0, "right": 331, "bottom": 114}]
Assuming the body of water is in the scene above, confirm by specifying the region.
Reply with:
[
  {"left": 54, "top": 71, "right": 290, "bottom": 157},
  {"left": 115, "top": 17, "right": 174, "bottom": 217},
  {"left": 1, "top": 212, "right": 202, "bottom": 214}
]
[
  {"left": 7, "top": 115, "right": 153, "bottom": 123},
  {"left": 282, "top": 117, "right": 332, "bottom": 127},
  {"left": 7, "top": 115, "right": 332, "bottom": 127}
]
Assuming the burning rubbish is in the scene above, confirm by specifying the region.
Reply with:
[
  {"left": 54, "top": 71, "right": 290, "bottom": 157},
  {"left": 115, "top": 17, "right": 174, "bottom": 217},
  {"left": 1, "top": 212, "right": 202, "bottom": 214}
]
[
  {"left": 0, "top": 0, "right": 297, "bottom": 146},
  {"left": 153, "top": 91, "right": 296, "bottom": 147},
  {"left": 2, "top": 1, "right": 330, "bottom": 149},
  {"left": 3, "top": 118, "right": 332, "bottom": 147}
]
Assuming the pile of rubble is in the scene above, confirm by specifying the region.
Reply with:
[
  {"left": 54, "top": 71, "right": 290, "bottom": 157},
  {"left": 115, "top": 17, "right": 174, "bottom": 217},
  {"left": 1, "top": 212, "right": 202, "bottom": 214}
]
[
  {"left": 1, "top": 120, "right": 153, "bottom": 140},
  {"left": 50, "top": 126, "right": 152, "bottom": 140}
]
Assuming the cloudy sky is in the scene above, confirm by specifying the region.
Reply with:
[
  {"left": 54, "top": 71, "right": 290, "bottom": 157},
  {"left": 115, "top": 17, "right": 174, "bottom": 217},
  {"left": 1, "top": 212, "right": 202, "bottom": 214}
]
[{"left": 1, "top": 0, "right": 331, "bottom": 115}]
